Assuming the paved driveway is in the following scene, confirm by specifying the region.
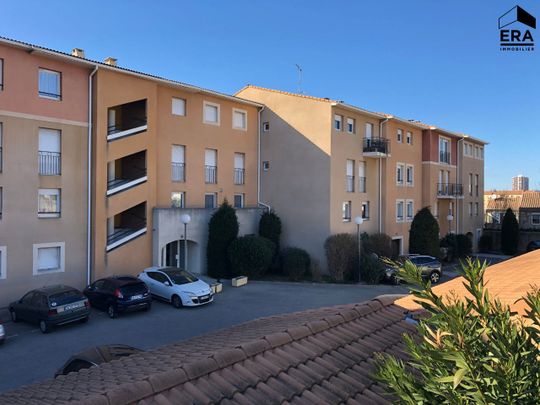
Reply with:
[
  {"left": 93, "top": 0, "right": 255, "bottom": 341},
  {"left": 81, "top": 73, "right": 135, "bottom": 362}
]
[{"left": 0, "top": 281, "right": 408, "bottom": 393}]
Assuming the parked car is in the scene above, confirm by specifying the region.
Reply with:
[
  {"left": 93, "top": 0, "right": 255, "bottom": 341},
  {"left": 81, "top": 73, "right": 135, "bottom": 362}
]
[
  {"left": 385, "top": 254, "right": 443, "bottom": 284},
  {"left": 526, "top": 240, "right": 540, "bottom": 252},
  {"left": 0, "top": 322, "right": 5, "bottom": 345},
  {"left": 9, "top": 285, "right": 90, "bottom": 334},
  {"left": 138, "top": 267, "right": 213, "bottom": 308},
  {"left": 55, "top": 344, "right": 143, "bottom": 377},
  {"left": 84, "top": 276, "right": 151, "bottom": 319}
]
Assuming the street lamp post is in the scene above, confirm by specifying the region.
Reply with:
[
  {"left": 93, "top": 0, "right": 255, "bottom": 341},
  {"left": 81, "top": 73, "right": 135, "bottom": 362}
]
[
  {"left": 446, "top": 213, "right": 454, "bottom": 234},
  {"left": 180, "top": 214, "right": 191, "bottom": 270},
  {"left": 355, "top": 216, "right": 364, "bottom": 273}
]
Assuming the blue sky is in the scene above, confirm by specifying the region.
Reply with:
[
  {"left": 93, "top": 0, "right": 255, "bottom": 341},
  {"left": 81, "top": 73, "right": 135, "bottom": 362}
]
[{"left": 3, "top": 0, "right": 539, "bottom": 190}]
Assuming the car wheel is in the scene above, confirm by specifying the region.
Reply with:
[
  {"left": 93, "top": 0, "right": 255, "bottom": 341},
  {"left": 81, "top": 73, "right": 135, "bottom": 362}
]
[
  {"left": 430, "top": 271, "right": 441, "bottom": 284},
  {"left": 143, "top": 302, "right": 151, "bottom": 311},
  {"left": 171, "top": 295, "right": 183, "bottom": 309},
  {"left": 10, "top": 310, "right": 18, "bottom": 323},
  {"left": 80, "top": 316, "right": 89, "bottom": 324},
  {"left": 39, "top": 320, "right": 50, "bottom": 334},
  {"left": 107, "top": 305, "right": 117, "bottom": 319}
]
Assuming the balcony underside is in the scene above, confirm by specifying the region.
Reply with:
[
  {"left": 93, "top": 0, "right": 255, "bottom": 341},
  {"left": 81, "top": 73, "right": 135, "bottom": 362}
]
[
  {"left": 106, "top": 227, "right": 147, "bottom": 252},
  {"left": 107, "top": 176, "right": 147, "bottom": 196},
  {"left": 107, "top": 125, "right": 148, "bottom": 141}
]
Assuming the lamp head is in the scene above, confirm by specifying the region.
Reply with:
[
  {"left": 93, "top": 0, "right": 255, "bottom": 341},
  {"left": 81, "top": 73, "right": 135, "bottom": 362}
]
[
  {"left": 354, "top": 216, "right": 364, "bottom": 225},
  {"left": 180, "top": 214, "right": 191, "bottom": 224}
]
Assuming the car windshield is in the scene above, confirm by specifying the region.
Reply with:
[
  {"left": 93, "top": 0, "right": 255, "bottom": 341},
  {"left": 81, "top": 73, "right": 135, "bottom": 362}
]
[
  {"left": 49, "top": 290, "right": 83, "bottom": 307},
  {"left": 163, "top": 269, "right": 198, "bottom": 285}
]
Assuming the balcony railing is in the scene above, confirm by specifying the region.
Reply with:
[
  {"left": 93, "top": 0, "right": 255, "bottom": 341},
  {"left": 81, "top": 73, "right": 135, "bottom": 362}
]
[
  {"left": 358, "top": 176, "right": 366, "bottom": 193},
  {"left": 106, "top": 220, "right": 147, "bottom": 251},
  {"left": 363, "top": 137, "right": 389, "bottom": 156},
  {"left": 107, "top": 118, "right": 148, "bottom": 141},
  {"left": 0, "top": 146, "right": 2, "bottom": 172},
  {"left": 38, "top": 151, "right": 61, "bottom": 175},
  {"left": 439, "top": 151, "right": 451, "bottom": 164},
  {"left": 234, "top": 168, "right": 245, "bottom": 185},
  {"left": 437, "top": 183, "right": 463, "bottom": 197},
  {"left": 346, "top": 175, "right": 354, "bottom": 192},
  {"left": 205, "top": 165, "right": 217, "bottom": 184},
  {"left": 171, "top": 162, "right": 185, "bottom": 182}
]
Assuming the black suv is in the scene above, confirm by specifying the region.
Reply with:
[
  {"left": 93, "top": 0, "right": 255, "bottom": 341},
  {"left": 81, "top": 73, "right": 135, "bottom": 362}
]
[
  {"left": 84, "top": 276, "right": 151, "bottom": 318},
  {"left": 9, "top": 285, "right": 90, "bottom": 333}
]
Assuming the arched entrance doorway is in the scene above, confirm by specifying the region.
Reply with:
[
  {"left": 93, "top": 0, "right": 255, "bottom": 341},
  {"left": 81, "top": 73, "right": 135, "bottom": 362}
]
[{"left": 161, "top": 240, "right": 199, "bottom": 271}]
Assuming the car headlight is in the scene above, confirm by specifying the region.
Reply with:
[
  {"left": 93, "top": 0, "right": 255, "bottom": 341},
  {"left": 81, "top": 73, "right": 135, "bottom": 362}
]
[
  {"left": 0, "top": 325, "right": 5, "bottom": 335},
  {"left": 182, "top": 292, "right": 197, "bottom": 297}
]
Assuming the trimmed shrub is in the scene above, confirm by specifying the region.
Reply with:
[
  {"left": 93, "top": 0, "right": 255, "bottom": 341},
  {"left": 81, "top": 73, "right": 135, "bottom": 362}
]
[
  {"left": 501, "top": 208, "right": 519, "bottom": 255},
  {"left": 281, "top": 247, "right": 311, "bottom": 281},
  {"left": 409, "top": 207, "right": 440, "bottom": 258},
  {"left": 206, "top": 200, "right": 239, "bottom": 279},
  {"left": 363, "top": 233, "right": 393, "bottom": 259},
  {"left": 478, "top": 234, "right": 493, "bottom": 253},
  {"left": 324, "top": 233, "right": 359, "bottom": 282},
  {"left": 258, "top": 211, "right": 282, "bottom": 255},
  {"left": 455, "top": 234, "right": 472, "bottom": 257},
  {"left": 228, "top": 235, "right": 274, "bottom": 278},
  {"left": 360, "top": 253, "right": 385, "bottom": 284},
  {"left": 309, "top": 259, "right": 323, "bottom": 282}
]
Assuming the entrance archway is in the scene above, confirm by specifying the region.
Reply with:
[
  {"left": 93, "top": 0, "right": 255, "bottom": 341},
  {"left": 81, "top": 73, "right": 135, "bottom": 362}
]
[{"left": 161, "top": 240, "right": 198, "bottom": 271}]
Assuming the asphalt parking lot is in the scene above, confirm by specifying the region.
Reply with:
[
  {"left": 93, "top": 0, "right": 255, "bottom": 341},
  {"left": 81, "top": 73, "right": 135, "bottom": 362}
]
[{"left": 0, "top": 280, "right": 410, "bottom": 393}]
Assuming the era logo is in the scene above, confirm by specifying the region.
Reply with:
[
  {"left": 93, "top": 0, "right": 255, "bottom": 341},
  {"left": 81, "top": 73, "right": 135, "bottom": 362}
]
[
  {"left": 498, "top": 5, "right": 536, "bottom": 50},
  {"left": 500, "top": 29, "right": 534, "bottom": 42}
]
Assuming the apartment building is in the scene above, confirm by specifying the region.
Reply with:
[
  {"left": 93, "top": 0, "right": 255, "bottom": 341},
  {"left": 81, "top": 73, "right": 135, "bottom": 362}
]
[
  {"left": 0, "top": 39, "right": 91, "bottom": 306},
  {"left": 236, "top": 85, "right": 487, "bottom": 267}
]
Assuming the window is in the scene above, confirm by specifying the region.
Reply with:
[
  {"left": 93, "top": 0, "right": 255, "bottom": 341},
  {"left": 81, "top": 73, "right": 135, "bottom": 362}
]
[
  {"left": 0, "top": 187, "right": 2, "bottom": 219},
  {"left": 171, "top": 192, "right": 185, "bottom": 208},
  {"left": 475, "top": 146, "right": 480, "bottom": 159},
  {"left": 172, "top": 98, "right": 186, "bottom": 116},
  {"left": 0, "top": 58, "right": 3, "bottom": 90},
  {"left": 475, "top": 174, "right": 479, "bottom": 196},
  {"left": 262, "top": 122, "right": 270, "bottom": 132},
  {"left": 406, "top": 200, "right": 414, "bottom": 221},
  {"left": 468, "top": 173, "right": 473, "bottom": 195},
  {"left": 406, "top": 165, "right": 414, "bottom": 186},
  {"left": 480, "top": 147, "right": 484, "bottom": 159},
  {"left": 233, "top": 109, "right": 247, "bottom": 130},
  {"left": 171, "top": 145, "right": 185, "bottom": 182},
  {"left": 203, "top": 102, "right": 220, "bottom": 125},
  {"left": 262, "top": 161, "right": 270, "bottom": 171},
  {"left": 396, "top": 200, "right": 404, "bottom": 222},
  {"left": 475, "top": 203, "right": 479, "bottom": 216},
  {"left": 334, "top": 115, "right": 343, "bottom": 131},
  {"left": 234, "top": 153, "right": 245, "bottom": 185},
  {"left": 358, "top": 161, "right": 366, "bottom": 193},
  {"left": 33, "top": 242, "right": 65, "bottom": 275},
  {"left": 38, "top": 128, "right": 61, "bottom": 175},
  {"left": 397, "top": 129, "right": 403, "bottom": 143},
  {"left": 365, "top": 123, "right": 374, "bottom": 139},
  {"left": 0, "top": 246, "right": 6, "bottom": 280},
  {"left": 204, "top": 149, "right": 217, "bottom": 184},
  {"left": 469, "top": 202, "right": 473, "bottom": 217},
  {"left": 342, "top": 201, "right": 351, "bottom": 222},
  {"left": 234, "top": 194, "right": 244, "bottom": 208},
  {"left": 346, "top": 160, "right": 355, "bottom": 192},
  {"left": 0, "top": 122, "right": 3, "bottom": 172},
  {"left": 439, "top": 137, "right": 450, "bottom": 163},
  {"left": 406, "top": 131, "right": 412, "bottom": 144},
  {"left": 38, "top": 69, "right": 61, "bottom": 100},
  {"left": 204, "top": 193, "right": 217, "bottom": 209},
  {"left": 396, "top": 163, "right": 404, "bottom": 185},
  {"left": 346, "top": 118, "right": 355, "bottom": 134},
  {"left": 532, "top": 214, "right": 540, "bottom": 225},
  {"left": 38, "top": 189, "right": 61, "bottom": 218},
  {"left": 361, "top": 202, "right": 369, "bottom": 220}
]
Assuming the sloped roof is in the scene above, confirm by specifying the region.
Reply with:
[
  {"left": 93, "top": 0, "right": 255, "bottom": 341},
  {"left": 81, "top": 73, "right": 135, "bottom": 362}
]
[
  {"left": 395, "top": 249, "right": 540, "bottom": 316},
  {"left": 0, "top": 296, "right": 414, "bottom": 405},
  {"left": 485, "top": 190, "right": 540, "bottom": 211},
  {"left": 521, "top": 191, "right": 540, "bottom": 209}
]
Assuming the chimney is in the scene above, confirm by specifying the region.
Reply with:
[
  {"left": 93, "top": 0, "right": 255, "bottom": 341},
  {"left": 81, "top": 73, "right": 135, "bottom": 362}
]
[
  {"left": 104, "top": 57, "right": 117, "bottom": 66},
  {"left": 71, "top": 48, "right": 85, "bottom": 58}
]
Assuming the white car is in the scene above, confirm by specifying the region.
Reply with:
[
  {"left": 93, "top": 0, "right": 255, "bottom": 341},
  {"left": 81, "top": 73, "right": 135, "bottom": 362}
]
[
  {"left": 0, "top": 322, "right": 5, "bottom": 345},
  {"left": 138, "top": 267, "right": 213, "bottom": 308}
]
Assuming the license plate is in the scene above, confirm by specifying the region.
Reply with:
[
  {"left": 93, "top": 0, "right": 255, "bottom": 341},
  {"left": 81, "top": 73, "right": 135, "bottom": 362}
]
[
  {"left": 200, "top": 295, "right": 209, "bottom": 300},
  {"left": 131, "top": 294, "right": 143, "bottom": 300},
  {"left": 64, "top": 302, "right": 83, "bottom": 311}
]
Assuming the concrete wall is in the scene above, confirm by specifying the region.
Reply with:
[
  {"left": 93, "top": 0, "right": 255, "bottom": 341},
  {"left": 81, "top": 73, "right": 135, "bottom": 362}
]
[{"left": 153, "top": 207, "right": 262, "bottom": 275}]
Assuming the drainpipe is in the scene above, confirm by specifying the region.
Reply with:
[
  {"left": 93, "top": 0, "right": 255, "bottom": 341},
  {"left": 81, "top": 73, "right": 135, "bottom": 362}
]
[
  {"left": 257, "top": 106, "right": 271, "bottom": 212},
  {"left": 378, "top": 117, "right": 390, "bottom": 233},
  {"left": 456, "top": 136, "right": 465, "bottom": 234},
  {"left": 87, "top": 66, "right": 98, "bottom": 285}
]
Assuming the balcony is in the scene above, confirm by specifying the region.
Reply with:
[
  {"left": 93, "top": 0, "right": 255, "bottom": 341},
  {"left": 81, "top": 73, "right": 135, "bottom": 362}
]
[
  {"left": 363, "top": 137, "right": 389, "bottom": 157},
  {"left": 107, "top": 99, "right": 147, "bottom": 141},
  {"left": 171, "top": 162, "right": 185, "bottom": 182},
  {"left": 205, "top": 165, "right": 217, "bottom": 184},
  {"left": 107, "top": 151, "right": 147, "bottom": 196},
  {"left": 38, "top": 151, "right": 61, "bottom": 175},
  {"left": 439, "top": 151, "right": 451, "bottom": 164},
  {"left": 106, "top": 202, "right": 147, "bottom": 252},
  {"left": 358, "top": 176, "right": 366, "bottom": 193},
  {"left": 437, "top": 183, "right": 464, "bottom": 198},
  {"left": 234, "top": 168, "right": 245, "bottom": 185},
  {"left": 346, "top": 175, "right": 354, "bottom": 192}
]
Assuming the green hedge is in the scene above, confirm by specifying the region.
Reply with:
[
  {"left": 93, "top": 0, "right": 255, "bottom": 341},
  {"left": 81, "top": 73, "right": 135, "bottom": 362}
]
[
  {"left": 324, "top": 233, "right": 359, "bottom": 282},
  {"left": 228, "top": 235, "right": 274, "bottom": 278},
  {"left": 206, "top": 201, "right": 239, "bottom": 279},
  {"left": 281, "top": 247, "right": 311, "bottom": 281}
]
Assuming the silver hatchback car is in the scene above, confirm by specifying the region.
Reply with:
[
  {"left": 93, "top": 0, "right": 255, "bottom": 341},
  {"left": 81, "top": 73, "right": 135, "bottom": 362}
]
[{"left": 385, "top": 254, "right": 443, "bottom": 284}]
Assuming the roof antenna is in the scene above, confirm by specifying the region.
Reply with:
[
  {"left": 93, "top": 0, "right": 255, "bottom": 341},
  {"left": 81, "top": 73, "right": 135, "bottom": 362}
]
[{"left": 295, "top": 64, "right": 303, "bottom": 94}]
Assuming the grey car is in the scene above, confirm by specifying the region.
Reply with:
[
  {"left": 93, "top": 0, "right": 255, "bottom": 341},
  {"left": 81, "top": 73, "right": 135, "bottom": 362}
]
[{"left": 385, "top": 255, "right": 443, "bottom": 284}]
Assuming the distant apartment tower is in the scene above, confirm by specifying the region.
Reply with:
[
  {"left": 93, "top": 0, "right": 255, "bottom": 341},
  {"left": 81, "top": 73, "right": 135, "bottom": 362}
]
[{"left": 512, "top": 175, "right": 529, "bottom": 191}]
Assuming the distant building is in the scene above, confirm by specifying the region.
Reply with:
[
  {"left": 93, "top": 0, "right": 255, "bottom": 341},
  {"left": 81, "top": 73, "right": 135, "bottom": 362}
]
[{"left": 512, "top": 175, "right": 529, "bottom": 191}]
